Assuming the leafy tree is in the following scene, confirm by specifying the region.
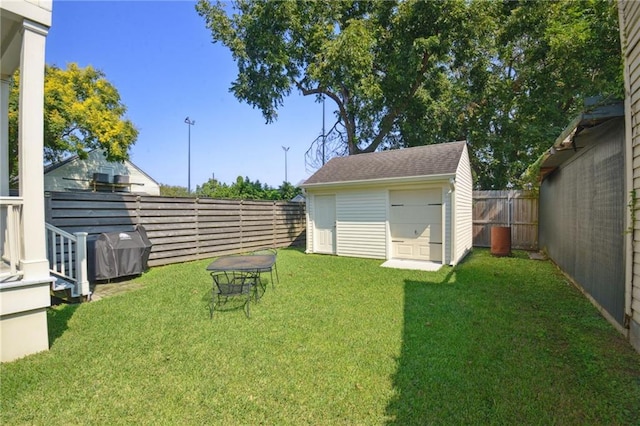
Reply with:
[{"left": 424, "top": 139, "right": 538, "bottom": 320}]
[
  {"left": 196, "top": 0, "right": 470, "bottom": 162},
  {"left": 196, "top": 176, "right": 302, "bottom": 200},
  {"left": 196, "top": 0, "right": 621, "bottom": 189},
  {"left": 456, "top": 0, "right": 623, "bottom": 188},
  {"left": 159, "top": 184, "right": 191, "bottom": 197},
  {"left": 8, "top": 63, "right": 138, "bottom": 178},
  {"left": 276, "top": 181, "right": 301, "bottom": 201}
]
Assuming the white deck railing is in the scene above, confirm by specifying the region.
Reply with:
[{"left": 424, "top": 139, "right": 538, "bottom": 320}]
[
  {"left": 45, "top": 223, "right": 90, "bottom": 298},
  {"left": 0, "top": 197, "right": 24, "bottom": 280}
]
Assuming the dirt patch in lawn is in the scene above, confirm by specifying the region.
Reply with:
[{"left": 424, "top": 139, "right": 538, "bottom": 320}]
[{"left": 90, "top": 278, "right": 145, "bottom": 301}]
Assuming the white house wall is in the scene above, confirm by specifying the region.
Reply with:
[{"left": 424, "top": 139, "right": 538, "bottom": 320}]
[
  {"left": 453, "top": 143, "right": 473, "bottom": 265},
  {"left": 336, "top": 190, "right": 387, "bottom": 259},
  {"left": 619, "top": 0, "right": 640, "bottom": 353},
  {"left": 44, "top": 150, "right": 160, "bottom": 195}
]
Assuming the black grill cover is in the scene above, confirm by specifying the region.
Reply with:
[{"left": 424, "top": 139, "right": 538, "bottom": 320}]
[{"left": 88, "top": 225, "right": 152, "bottom": 281}]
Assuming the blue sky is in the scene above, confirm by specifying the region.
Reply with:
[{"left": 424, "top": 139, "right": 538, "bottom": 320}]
[{"left": 45, "top": 0, "right": 324, "bottom": 189}]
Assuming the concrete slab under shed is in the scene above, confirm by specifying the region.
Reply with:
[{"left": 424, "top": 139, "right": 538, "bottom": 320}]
[{"left": 381, "top": 259, "right": 443, "bottom": 272}]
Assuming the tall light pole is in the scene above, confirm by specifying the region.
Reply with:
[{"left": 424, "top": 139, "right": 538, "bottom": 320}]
[
  {"left": 322, "top": 95, "right": 326, "bottom": 165},
  {"left": 282, "top": 146, "right": 290, "bottom": 183},
  {"left": 184, "top": 117, "right": 195, "bottom": 193}
]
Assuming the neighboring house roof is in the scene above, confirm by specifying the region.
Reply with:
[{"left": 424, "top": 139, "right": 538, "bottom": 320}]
[
  {"left": 302, "top": 141, "right": 466, "bottom": 187},
  {"left": 44, "top": 149, "right": 160, "bottom": 185},
  {"left": 43, "top": 153, "right": 81, "bottom": 174}
]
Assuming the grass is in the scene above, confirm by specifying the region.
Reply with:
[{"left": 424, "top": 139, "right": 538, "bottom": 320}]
[{"left": 1, "top": 248, "right": 640, "bottom": 425}]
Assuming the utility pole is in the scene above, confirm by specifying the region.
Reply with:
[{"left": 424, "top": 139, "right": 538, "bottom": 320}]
[
  {"left": 282, "top": 146, "right": 290, "bottom": 183},
  {"left": 184, "top": 117, "right": 195, "bottom": 193}
]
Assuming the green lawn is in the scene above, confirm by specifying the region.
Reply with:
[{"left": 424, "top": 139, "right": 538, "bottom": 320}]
[{"left": 2, "top": 248, "right": 639, "bottom": 425}]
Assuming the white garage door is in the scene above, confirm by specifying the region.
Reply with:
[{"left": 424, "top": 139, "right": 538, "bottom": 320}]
[{"left": 389, "top": 189, "right": 442, "bottom": 262}]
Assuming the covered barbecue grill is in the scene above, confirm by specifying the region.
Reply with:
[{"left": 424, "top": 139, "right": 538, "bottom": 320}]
[{"left": 88, "top": 225, "right": 152, "bottom": 281}]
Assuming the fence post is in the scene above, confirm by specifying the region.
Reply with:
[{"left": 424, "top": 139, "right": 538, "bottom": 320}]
[
  {"left": 273, "top": 201, "right": 277, "bottom": 248},
  {"left": 44, "top": 191, "right": 52, "bottom": 223},
  {"left": 195, "top": 197, "right": 200, "bottom": 257},
  {"left": 74, "top": 232, "right": 90, "bottom": 299},
  {"left": 135, "top": 194, "right": 141, "bottom": 227},
  {"left": 239, "top": 200, "right": 244, "bottom": 251}
]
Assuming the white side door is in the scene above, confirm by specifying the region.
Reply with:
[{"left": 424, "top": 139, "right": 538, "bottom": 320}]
[{"left": 314, "top": 195, "right": 336, "bottom": 254}]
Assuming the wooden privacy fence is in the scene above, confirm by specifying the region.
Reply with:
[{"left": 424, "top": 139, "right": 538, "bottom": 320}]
[
  {"left": 45, "top": 190, "right": 537, "bottom": 267},
  {"left": 44, "top": 191, "right": 306, "bottom": 267},
  {"left": 473, "top": 190, "right": 539, "bottom": 250}
]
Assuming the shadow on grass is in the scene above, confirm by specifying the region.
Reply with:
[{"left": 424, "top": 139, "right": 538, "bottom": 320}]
[
  {"left": 384, "top": 249, "right": 640, "bottom": 424},
  {"left": 47, "top": 301, "right": 79, "bottom": 347},
  {"left": 385, "top": 264, "right": 464, "bottom": 424}
]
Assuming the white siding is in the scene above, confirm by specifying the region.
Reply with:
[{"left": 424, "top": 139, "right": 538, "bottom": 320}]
[
  {"left": 620, "top": 0, "right": 640, "bottom": 352},
  {"left": 44, "top": 150, "right": 160, "bottom": 195},
  {"left": 336, "top": 190, "right": 387, "bottom": 259},
  {"left": 443, "top": 188, "right": 452, "bottom": 264},
  {"left": 453, "top": 144, "right": 473, "bottom": 265},
  {"left": 305, "top": 194, "right": 314, "bottom": 253}
]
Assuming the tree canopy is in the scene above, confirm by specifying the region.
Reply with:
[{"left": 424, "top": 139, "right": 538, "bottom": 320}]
[
  {"left": 8, "top": 63, "right": 138, "bottom": 179},
  {"left": 159, "top": 177, "right": 302, "bottom": 200},
  {"left": 195, "top": 176, "right": 302, "bottom": 200},
  {"left": 196, "top": 0, "right": 622, "bottom": 189},
  {"left": 457, "top": 0, "right": 623, "bottom": 188},
  {"left": 196, "top": 0, "right": 470, "bottom": 156},
  {"left": 159, "top": 184, "right": 191, "bottom": 198}
]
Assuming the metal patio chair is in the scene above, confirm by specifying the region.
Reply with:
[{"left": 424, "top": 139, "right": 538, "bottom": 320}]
[
  {"left": 251, "top": 248, "right": 279, "bottom": 289},
  {"left": 210, "top": 271, "right": 257, "bottom": 318}
]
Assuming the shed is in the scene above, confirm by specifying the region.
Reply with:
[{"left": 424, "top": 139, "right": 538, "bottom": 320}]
[
  {"left": 537, "top": 100, "right": 626, "bottom": 330},
  {"left": 301, "top": 141, "right": 473, "bottom": 266},
  {"left": 44, "top": 149, "right": 161, "bottom": 195}
]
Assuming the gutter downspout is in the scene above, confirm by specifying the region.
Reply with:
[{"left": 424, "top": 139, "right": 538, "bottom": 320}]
[
  {"left": 619, "top": 0, "right": 633, "bottom": 332},
  {"left": 448, "top": 177, "right": 456, "bottom": 265}
]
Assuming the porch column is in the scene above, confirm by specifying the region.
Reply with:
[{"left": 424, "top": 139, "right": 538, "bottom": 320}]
[
  {"left": 0, "top": 77, "right": 9, "bottom": 197},
  {"left": 0, "top": 78, "right": 8, "bottom": 262},
  {"left": 18, "top": 19, "right": 48, "bottom": 280}
]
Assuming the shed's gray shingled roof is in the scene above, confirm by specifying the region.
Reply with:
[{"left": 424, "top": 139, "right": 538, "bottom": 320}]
[{"left": 303, "top": 141, "right": 466, "bottom": 186}]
